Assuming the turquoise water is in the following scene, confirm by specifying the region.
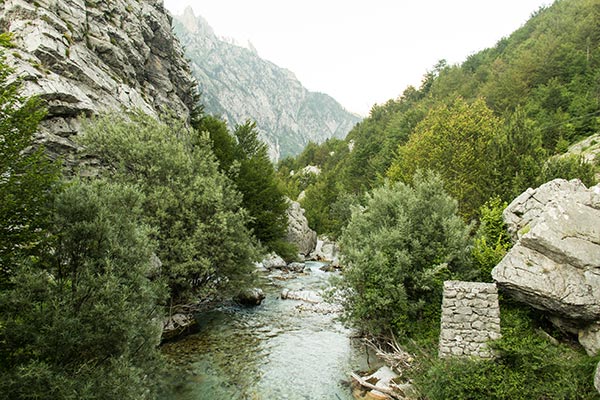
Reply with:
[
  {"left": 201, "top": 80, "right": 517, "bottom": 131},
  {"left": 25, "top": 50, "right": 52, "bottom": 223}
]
[{"left": 162, "top": 262, "right": 371, "bottom": 400}]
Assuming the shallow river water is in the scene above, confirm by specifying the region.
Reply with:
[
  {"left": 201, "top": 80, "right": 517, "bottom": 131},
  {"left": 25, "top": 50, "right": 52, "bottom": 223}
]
[{"left": 161, "top": 262, "right": 372, "bottom": 400}]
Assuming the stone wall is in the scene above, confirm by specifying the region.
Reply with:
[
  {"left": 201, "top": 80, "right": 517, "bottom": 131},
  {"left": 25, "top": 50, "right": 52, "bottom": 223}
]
[{"left": 439, "top": 281, "right": 501, "bottom": 358}]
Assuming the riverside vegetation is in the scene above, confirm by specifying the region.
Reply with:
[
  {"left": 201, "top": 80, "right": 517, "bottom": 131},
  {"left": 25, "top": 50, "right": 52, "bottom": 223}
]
[
  {"left": 2, "top": 0, "right": 600, "bottom": 399},
  {"left": 278, "top": 0, "right": 600, "bottom": 398},
  {"left": 0, "top": 35, "right": 292, "bottom": 396}
]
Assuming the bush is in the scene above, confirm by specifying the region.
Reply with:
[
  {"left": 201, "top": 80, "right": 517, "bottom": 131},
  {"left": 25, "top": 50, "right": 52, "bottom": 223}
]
[
  {"left": 417, "top": 305, "right": 600, "bottom": 400},
  {"left": 339, "top": 170, "right": 473, "bottom": 337},
  {"left": 80, "top": 112, "right": 258, "bottom": 301},
  {"left": 0, "top": 179, "right": 167, "bottom": 400},
  {"left": 472, "top": 197, "right": 512, "bottom": 281}
]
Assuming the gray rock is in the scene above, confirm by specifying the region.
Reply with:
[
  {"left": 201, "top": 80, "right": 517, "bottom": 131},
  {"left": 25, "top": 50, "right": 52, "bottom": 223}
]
[
  {"left": 310, "top": 236, "right": 340, "bottom": 263},
  {"left": 285, "top": 262, "right": 305, "bottom": 273},
  {"left": 1, "top": 0, "right": 196, "bottom": 167},
  {"left": 236, "top": 288, "right": 266, "bottom": 306},
  {"left": 579, "top": 322, "right": 600, "bottom": 356},
  {"left": 492, "top": 179, "right": 600, "bottom": 322},
  {"left": 262, "top": 253, "right": 287, "bottom": 270},
  {"left": 286, "top": 199, "right": 317, "bottom": 256},
  {"left": 281, "top": 288, "right": 322, "bottom": 303}
]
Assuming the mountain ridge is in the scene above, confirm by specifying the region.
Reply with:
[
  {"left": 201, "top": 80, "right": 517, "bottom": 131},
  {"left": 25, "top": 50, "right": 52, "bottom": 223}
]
[{"left": 173, "top": 7, "right": 361, "bottom": 161}]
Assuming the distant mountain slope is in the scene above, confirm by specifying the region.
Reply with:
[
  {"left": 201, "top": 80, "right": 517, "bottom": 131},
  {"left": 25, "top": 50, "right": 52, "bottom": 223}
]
[{"left": 172, "top": 7, "right": 361, "bottom": 160}]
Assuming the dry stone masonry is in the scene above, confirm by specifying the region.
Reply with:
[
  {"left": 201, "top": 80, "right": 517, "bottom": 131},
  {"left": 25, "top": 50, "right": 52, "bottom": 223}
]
[{"left": 439, "top": 281, "right": 501, "bottom": 358}]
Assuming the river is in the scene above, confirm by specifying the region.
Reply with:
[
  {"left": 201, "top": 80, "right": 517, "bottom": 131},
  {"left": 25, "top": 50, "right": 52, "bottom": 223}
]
[{"left": 161, "top": 261, "right": 373, "bottom": 400}]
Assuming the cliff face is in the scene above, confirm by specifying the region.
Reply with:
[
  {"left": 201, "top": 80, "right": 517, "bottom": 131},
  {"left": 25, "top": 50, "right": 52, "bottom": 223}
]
[
  {"left": 173, "top": 7, "right": 361, "bottom": 161},
  {"left": 0, "top": 0, "right": 197, "bottom": 165}
]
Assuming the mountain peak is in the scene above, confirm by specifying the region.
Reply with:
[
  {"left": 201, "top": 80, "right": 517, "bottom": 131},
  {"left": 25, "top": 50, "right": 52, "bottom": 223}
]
[
  {"left": 172, "top": 13, "right": 362, "bottom": 161},
  {"left": 179, "top": 6, "right": 215, "bottom": 38}
]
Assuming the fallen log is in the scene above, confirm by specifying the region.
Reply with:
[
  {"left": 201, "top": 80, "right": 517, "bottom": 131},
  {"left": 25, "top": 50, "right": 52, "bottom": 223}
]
[{"left": 350, "top": 372, "right": 402, "bottom": 399}]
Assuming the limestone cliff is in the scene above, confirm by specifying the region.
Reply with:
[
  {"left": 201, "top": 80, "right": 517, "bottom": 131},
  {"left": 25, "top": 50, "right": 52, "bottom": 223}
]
[
  {"left": 172, "top": 7, "right": 361, "bottom": 161},
  {"left": 0, "top": 0, "right": 197, "bottom": 166}
]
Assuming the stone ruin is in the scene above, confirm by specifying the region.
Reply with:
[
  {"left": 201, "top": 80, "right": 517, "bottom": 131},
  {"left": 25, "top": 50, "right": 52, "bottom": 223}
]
[{"left": 438, "top": 281, "right": 501, "bottom": 358}]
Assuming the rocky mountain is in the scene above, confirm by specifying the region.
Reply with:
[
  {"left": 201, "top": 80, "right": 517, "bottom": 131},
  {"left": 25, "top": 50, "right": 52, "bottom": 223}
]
[
  {"left": 172, "top": 7, "right": 361, "bottom": 161},
  {"left": 0, "top": 0, "right": 197, "bottom": 166}
]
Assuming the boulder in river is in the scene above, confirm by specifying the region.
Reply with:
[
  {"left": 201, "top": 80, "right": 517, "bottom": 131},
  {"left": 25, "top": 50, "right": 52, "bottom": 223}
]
[
  {"left": 237, "top": 288, "right": 266, "bottom": 306},
  {"left": 262, "top": 253, "right": 287, "bottom": 269},
  {"left": 286, "top": 198, "right": 317, "bottom": 256}
]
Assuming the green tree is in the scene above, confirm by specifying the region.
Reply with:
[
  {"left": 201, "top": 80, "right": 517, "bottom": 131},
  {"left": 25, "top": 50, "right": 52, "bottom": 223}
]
[
  {"left": 0, "top": 53, "right": 59, "bottom": 284},
  {"left": 80, "top": 112, "right": 258, "bottom": 301},
  {"left": 388, "top": 98, "right": 503, "bottom": 219},
  {"left": 339, "top": 171, "right": 473, "bottom": 338},
  {"left": 0, "top": 179, "right": 167, "bottom": 400},
  {"left": 232, "top": 121, "right": 290, "bottom": 253}
]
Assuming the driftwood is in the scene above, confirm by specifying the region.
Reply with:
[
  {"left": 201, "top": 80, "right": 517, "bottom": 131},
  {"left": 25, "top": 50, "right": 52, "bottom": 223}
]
[
  {"left": 364, "top": 334, "right": 414, "bottom": 374},
  {"left": 350, "top": 372, "right": 400, "bottom": 399}
]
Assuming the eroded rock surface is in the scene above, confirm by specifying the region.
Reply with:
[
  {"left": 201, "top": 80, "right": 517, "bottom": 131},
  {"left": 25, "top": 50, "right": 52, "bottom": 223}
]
[
  {"left": 1, "top": 0, "right": 196, "bottom": 166},
  {"left": 492, "top": 179, "right": 600, "bottom": 322}
]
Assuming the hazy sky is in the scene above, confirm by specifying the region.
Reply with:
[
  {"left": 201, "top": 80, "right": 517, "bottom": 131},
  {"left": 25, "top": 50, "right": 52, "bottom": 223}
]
[{"left": 163, "top": 0, "right": 550, "bottom": 115}]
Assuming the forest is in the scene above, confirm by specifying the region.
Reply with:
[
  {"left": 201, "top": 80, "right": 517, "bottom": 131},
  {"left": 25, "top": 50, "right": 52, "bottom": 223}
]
[
  {"left": 277, "top": 0, "right": 600, "bottom": 397},
  {"left": 1, "top": 0, "right": 600, "bottom": 398}
]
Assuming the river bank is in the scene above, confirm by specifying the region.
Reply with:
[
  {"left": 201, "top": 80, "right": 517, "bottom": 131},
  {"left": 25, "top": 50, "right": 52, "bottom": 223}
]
[{"left": 161, "top": 261, "right": 374, "bottom": 400}]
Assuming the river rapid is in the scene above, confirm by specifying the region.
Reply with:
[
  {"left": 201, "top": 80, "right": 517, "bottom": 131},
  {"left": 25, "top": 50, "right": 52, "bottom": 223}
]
[{"left": 161, "top": 261, "right": 373, "bottom": 400}]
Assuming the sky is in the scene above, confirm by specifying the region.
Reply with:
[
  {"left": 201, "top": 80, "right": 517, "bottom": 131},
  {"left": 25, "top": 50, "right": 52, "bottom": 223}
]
[{"left": 163, "top": 0, "right": 550, "bottom": 116}]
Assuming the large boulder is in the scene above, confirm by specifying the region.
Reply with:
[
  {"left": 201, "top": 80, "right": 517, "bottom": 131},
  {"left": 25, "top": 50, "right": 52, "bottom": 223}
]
[
  {"left": 236, "top": 288, "right": 266, "bottom": 306},
  {"left": 286, "top": 199, "right": 317, "bottom": 256},
  {"left": 492, "top": 178, "right": 600, "bottom": 324},
  {"left": 309, "top": 236, "right": 341, "bottom": 264}
]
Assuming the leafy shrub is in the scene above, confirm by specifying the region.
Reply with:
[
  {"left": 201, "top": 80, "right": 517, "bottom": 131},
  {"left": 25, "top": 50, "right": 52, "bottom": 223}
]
[
  {"left": 80, "top": 112, "right": 258, "bottom": 301},
  {"left": 0, "top": 179, "right": 167, "bottom": 400},
  {"left": 539, "top": 154, "right": 597, "bottom": 187},
  {"left": 472, "top": 197, "right": 512, "bottom": 281},
  {"left": 339, "top": 170, "right": 473, "bottom": 337},
  {"left": 417, "top": 305, "right": 600, "bottom": 400}
]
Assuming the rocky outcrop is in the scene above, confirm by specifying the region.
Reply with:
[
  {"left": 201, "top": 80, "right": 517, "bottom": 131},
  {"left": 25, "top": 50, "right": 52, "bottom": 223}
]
[
  {"left": 492, "top": 179, "right": 600, "bottom": 321},
  {"left": 492, "top": 179, "right": 600, "bottom": 354},
  {"left": 286, "top": 199, "right": 317, "bottom": 256},
  {"left": 310, "top": 237, "right": 340, "bottom": 265},
  {"left": 172, "top": 7, "right": 361, "bottom": 160},
  {"left": 0, "top": 0, "right": 196, "bottom": 166}
]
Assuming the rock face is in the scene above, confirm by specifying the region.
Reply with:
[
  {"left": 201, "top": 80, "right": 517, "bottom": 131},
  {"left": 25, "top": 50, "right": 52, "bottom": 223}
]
[
  {"left": 0, "top": 0, "right": 196, "bottom": 165},
  {"left": 492, "top": 179, "right": 600, "bottom": 322},
  {"left": 286, "top": 199, "right": 317, "bottom": 256},
  {"left": 172, "top": 7, "right": 361, "bottom": 161}
]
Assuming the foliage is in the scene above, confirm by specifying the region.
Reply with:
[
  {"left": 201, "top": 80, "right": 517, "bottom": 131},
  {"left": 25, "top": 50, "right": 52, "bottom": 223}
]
[
  {"left": 339, "top": 171, "right": 473, "bottom": 337},
  {"left": 196, "top": 116, "right": 291, "bottom": 254},
  {"left": 0, "top": 54, "right": 60, "bottom": 284},
  {"left": 417, "top": 304, "right": 600, "bottom": 400},
  {"left": 539, "top": 154, "right": 597, "bottom": 187},
  {"left": 387, "top": 98, "right": 503, "bottom": 219},
  {"left": 0, "top": 179, "right": 167, "bottom": 400},
  {"left": 472, "top": 197, "right": 512, "bottom": 282},
  {"left": 80, "top": 112, "right": 258, "bottom": 301}
]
